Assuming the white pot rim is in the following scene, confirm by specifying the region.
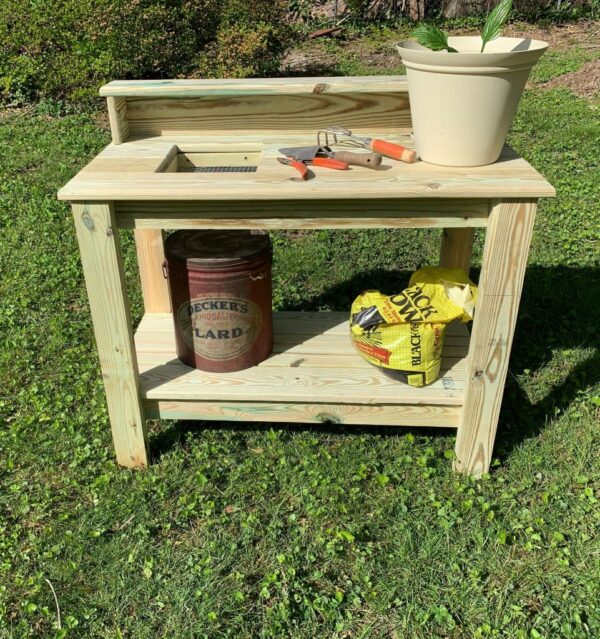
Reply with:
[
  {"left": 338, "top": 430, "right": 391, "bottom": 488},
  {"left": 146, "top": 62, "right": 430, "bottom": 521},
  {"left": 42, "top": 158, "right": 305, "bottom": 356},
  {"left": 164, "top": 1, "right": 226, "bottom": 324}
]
[{"left": 397, "top": 36, "right": 548, "bottom": 69}]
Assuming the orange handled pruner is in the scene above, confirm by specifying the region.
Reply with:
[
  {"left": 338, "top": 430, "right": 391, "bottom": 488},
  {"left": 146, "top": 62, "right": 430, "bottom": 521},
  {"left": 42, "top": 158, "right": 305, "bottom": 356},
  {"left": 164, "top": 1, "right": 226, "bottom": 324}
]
[
  {"left": 277, "top": 157, "right": 309, "bottom": 180},
  {"left": 277, "top": 153, "right": 349, "bottom": 181}
]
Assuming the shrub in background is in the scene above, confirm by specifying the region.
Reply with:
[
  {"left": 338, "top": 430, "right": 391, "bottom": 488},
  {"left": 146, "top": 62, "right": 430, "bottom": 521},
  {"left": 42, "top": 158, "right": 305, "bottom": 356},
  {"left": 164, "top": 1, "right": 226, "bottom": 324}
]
[
  {"left": 195, "top": 23, "right": 289, "bottom": 79},
  {"left": 196, "top": 0, "right": 291, "bottom": 78},
  {"left": 0, "top": 0, "right": 291, "bottom": 106},
  {"left": 512, "top": 0, "right": 599, "bottom": 21}
]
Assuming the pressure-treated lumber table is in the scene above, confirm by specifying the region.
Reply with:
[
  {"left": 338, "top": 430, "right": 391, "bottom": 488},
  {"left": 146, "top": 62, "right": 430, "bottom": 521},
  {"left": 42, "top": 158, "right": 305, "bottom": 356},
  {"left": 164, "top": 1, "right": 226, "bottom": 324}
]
[{"left": 58, "top": 77, "right": 555, "bottom": 476}]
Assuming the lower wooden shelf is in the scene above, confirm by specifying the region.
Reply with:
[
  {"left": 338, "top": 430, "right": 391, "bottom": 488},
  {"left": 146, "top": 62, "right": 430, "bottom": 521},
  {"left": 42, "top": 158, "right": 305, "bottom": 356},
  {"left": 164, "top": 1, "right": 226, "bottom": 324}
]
[{"left": 135, "top": 312, "right": 470, "bottom": 428}]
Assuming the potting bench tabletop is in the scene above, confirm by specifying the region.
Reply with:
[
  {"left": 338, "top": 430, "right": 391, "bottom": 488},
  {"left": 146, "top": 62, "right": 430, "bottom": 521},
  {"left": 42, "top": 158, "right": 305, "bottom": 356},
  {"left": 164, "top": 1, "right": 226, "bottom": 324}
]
[{"left": 59, "top": 77, "right": 554, "bottom": 476}]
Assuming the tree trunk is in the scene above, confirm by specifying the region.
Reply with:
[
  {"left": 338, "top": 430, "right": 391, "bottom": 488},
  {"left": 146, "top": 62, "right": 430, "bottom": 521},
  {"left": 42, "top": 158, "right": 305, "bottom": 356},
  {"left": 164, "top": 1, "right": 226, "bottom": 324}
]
[
  {"left": 442, "top": 0, "right": 490, "bottom": 18},
  {"left": 408, "top": 0, "right": 426, "bottom": 20}
]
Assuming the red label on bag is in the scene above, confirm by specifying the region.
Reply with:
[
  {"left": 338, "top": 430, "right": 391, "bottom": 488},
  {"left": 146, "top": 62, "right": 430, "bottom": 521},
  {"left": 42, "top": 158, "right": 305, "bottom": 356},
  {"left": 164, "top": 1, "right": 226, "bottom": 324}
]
[{"left": 354, "top": 340, "right": 391, "bottom": 365}]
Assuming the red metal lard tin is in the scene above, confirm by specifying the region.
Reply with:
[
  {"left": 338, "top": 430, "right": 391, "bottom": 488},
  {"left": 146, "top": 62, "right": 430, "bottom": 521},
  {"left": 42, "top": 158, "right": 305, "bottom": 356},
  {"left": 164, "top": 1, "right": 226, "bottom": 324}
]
[{"left": 164, "top": 230, "right": 272, "bottom": 372}]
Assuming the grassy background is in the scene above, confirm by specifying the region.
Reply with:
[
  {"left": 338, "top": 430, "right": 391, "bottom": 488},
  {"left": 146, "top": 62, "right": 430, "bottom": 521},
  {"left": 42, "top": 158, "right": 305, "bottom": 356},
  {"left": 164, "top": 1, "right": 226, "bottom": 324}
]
[{"left": 1, "top": 28, "right": 599, "bottom": 639}]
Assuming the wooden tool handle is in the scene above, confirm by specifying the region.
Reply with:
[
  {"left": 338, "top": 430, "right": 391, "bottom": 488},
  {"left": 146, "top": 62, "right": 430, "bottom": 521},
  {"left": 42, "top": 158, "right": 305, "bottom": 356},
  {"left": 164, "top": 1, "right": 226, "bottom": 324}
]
[
  {"left": 370, "top": 139, "right": 417, "bottom": 163},
  {"left": 331, "top": 151, "right": 382, "bottom": 168},
  {"left": 311, "top": 157, "right": 349, "bottom": 170}
]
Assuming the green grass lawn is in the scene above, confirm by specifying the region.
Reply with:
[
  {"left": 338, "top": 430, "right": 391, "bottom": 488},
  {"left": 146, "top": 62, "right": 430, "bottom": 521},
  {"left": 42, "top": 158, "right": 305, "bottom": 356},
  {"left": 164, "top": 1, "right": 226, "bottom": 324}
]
[{"left": 1, "top": 29, "right": 599, "bottom": 639}]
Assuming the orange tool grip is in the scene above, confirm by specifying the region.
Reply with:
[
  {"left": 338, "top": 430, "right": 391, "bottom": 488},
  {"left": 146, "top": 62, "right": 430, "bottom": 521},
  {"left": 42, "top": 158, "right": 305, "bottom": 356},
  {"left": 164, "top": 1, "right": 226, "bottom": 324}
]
[
  {"left": 370, "top": 139, "right": 417, "bottom": 163},
  {"left": 311, "top": 157, "right": 349, "bottom": 170},
  {"left": 290, "top": 159, "right": 309, "bottom": 180}
]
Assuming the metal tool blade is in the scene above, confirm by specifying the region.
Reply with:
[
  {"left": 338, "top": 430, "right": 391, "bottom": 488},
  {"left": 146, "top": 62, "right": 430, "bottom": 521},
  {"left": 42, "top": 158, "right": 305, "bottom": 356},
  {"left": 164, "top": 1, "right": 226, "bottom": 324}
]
[{"left": 278, "top": 145, "right": 322, "bottom": 161}]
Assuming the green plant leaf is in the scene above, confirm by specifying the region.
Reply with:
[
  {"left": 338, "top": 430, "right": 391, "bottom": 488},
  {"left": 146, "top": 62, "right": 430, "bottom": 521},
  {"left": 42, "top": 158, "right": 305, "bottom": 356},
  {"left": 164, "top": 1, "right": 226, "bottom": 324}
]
[
  {"left": 412, "top": 25, "right": 458, "bottom": 53},
  {"left": 336, "top": 530, "right": 355, "bottom": 543},
  {"left": 481, "top": 0, "right": 513, "bottom": 52}
]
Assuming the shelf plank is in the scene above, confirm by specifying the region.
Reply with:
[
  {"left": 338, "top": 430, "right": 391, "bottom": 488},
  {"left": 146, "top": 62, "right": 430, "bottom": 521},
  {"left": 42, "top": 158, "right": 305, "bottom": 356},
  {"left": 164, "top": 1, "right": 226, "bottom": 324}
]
[
  {"left": 144, "top": 400, "right": 460, "bottom": 428},
  {"left": 135, "top": 312, "right": 469, "bottom": 407}
]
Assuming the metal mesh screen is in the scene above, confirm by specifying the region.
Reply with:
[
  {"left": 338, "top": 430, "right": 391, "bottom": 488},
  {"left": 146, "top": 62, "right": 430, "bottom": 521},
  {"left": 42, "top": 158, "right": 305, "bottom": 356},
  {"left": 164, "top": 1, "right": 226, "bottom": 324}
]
[{"left": 180, "top": 166, "right": 258, "bottom": 173}]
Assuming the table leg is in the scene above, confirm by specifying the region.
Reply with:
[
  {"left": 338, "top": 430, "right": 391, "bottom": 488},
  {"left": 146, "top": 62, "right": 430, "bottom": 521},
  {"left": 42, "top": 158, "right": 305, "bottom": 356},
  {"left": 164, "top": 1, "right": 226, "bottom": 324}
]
[
  {"left": 440, "top": 227, "right": 475, "bottom": 273},
  {"left": 454, "top": 199, "right": 537, "bottom": 476},
  {"left": 135, "top": 229, "right": 172, "bottom": 313},
  {"left": 72, "top": 202, "right": 149, "bottom": 468}
]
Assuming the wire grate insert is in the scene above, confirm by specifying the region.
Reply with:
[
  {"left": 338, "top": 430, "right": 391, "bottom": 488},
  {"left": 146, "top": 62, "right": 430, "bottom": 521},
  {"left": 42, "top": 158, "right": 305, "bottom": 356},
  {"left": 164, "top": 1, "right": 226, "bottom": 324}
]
[{"left": 180, "top": 166, "right": 258, "bottom": 173}]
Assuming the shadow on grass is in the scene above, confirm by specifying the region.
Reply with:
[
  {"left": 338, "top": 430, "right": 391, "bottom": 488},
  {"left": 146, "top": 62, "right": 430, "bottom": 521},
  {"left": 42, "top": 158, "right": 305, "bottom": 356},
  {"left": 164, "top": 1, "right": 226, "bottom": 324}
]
[
  {"left": 150, "top": 264, "right": 600, "bottom": 464},
  {"left": 150, "top": 421, "right": 456, "bottom": 462},
  {"left": 491, "top": 264, "right": 600, "bottom": 461}
]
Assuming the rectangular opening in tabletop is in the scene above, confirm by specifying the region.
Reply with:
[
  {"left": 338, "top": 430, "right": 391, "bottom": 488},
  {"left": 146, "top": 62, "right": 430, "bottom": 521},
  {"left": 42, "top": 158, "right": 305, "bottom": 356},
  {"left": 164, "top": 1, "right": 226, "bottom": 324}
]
[{"left": 166, "top": 144, "right": 263, "bottom": 174}]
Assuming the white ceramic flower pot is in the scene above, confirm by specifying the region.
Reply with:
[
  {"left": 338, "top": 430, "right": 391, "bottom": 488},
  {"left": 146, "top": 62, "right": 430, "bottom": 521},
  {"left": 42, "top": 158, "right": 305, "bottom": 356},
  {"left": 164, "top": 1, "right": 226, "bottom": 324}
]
[{"left": 396, "top": 36, "right": 548, "bottom": 166}]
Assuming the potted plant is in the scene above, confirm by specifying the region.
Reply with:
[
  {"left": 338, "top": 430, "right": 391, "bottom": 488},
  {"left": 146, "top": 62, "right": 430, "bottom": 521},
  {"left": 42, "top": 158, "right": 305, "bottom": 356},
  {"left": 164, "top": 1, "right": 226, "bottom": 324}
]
[{"left": 396, "top": 0, "right": 547, "bottom": 166}]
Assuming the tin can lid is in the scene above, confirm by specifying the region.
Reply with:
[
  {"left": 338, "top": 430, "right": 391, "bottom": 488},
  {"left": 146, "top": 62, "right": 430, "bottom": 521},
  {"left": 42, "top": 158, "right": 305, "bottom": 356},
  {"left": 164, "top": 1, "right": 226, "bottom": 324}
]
[{"left": 164, "top": 230, "right": 272, "bottom": 268}]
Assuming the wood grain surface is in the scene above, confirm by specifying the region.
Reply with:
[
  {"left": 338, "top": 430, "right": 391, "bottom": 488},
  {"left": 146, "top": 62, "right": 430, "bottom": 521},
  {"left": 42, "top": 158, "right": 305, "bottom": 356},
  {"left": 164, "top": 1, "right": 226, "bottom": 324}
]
[
  {"left": 440, "top": 228, "right": 476, "bottom": 273},
  {"left": 58, "top": 139, "right": 555, "bottom": 201},
  {"left": 106, "top": 97, "right": 129, "bottom": 144},
  {"left": 99, "top": 76, "right": 410, "bottom": 97},
  {"left": 134, "top": 229, "right": 171, "bottom": 313},
  {"left": 133, "top": 147, "right": 175, "bottom": 314},
  {"left": 135, "top": 312, "right": 470, "bottom": 410},
  {"left": 454, "top": 199, "right": 538, "bottom": 477},
  {"left": 72, "top": 202, "right": 148, "bottom": 468},
  {"left": 124, "top": 93, "right": 411, "bottom": 137},
  {"left": 115, "top": 198, "right": 489, "bottom": 230},
  {"left": 144, "top": 400, "right": 460, "bottom": 427}
]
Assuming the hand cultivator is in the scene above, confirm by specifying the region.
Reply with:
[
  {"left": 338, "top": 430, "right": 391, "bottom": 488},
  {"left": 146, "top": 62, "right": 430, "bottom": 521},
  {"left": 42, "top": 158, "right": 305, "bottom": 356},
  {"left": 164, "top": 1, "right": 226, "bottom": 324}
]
[{"left": 318, "top": 126, "right": 417, "bottom": 163}]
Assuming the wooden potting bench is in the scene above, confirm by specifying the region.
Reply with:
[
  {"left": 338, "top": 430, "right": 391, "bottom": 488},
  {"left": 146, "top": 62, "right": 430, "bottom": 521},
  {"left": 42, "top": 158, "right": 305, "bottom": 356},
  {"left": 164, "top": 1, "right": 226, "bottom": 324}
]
[{"left": 58, "top": 77, "right": 554, "bottom": 476}]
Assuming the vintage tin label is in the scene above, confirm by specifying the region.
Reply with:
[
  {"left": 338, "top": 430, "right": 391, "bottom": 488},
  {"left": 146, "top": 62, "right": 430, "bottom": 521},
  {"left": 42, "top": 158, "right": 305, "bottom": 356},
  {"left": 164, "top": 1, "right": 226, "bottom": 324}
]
[{"left": 177, "top": 294, "right": 262, "bottom": 361}]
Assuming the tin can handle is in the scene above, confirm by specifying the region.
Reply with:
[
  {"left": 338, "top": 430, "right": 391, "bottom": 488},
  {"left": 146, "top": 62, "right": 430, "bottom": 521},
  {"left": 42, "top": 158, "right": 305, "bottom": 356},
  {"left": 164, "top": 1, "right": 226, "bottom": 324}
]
[{"left": 162, "top": 260, "right": 168, "bottom": 279}]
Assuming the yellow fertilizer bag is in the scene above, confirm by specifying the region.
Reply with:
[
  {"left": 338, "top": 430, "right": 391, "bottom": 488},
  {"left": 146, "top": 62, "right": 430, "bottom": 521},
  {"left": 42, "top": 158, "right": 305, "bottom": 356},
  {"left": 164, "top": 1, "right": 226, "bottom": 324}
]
[{"left": 350, "top": 267, "right": 477, "bottom": 387}]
